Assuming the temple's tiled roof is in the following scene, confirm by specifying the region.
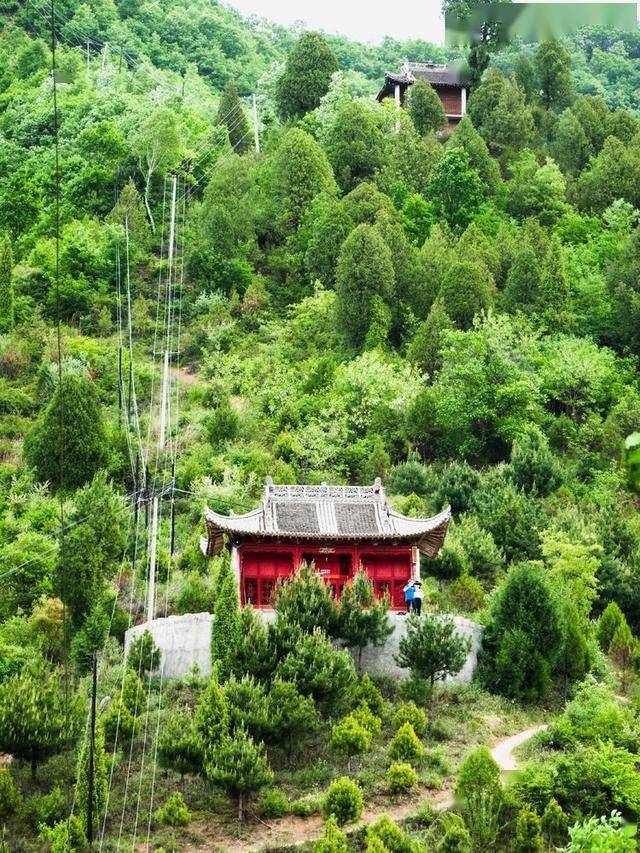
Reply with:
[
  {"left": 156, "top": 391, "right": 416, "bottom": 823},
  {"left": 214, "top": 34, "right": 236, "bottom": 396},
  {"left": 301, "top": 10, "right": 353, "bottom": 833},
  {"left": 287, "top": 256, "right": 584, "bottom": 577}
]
[
  {"left": 377, "top": 61, "right": 467, "bottom": 101},
  {"left": 204, "top": 479, "right": 451, "bottom": 558}
]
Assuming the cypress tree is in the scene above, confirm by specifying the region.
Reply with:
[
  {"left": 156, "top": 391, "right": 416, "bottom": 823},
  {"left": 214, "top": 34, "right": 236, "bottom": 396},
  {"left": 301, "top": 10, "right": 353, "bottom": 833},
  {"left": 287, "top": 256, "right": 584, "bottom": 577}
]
[
  {"left": 211, "top": 556, "right": 240, "bottom": 679},
  {"left": 597, "top": 601, "right": 626, "bottom": 652},
  {"left": 448, "top": 116, "right": 501, "bottom": 194},
  {"left": 276, "top": 32, "right": 338, "bottom": 120},
  {"left": 196, "top": 667, "right": 229, "bottom": 758},
  {"left": 502, "top": 242, "right": 541, "bottom": 315},
  {"left": 76, "top": 725, "right": 108, "bottom": 840},
  {"left": 407, "top": 297, "right": 454, "bottom": 378},
  {"left": 273, "top": 128, "right": 337, "bottom": 232},
  {"left": 537, "top": 237, "right": 570, "bottom": 330},
  {"left": 0, "top": 235, "right": 14, "bottom": 331},
  {"left": 335, "top": 224, "right": 395, "bottom": 349},
  {"left": 23, "top": 373, "right": 107, "bottom": 491},
  {"left": 407, "top": 80, "right": 446, "bottom": 135},
  {"left": 216, "top": 79, "right": 249, "bottom": 153}
]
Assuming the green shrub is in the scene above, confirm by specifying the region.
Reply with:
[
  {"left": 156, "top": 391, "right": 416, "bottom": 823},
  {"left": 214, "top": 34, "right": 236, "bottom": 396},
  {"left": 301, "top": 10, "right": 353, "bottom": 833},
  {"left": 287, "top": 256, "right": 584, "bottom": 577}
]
[
  {"left": 154, "top": 792, "right": 192, "bottom": 827},
  {"left": 564, "top": 811, "right": 636, "bottom": 851},
  {"left": 321, "top": 777, "right": 363, "bottom": 825},
  {"left": 351, "top": 703, "right": 382, "bottom": 739},
  {"left": 354, "top": 674, "right": 384, "bottom": 715},
  {"left": 291, "top": 794, "right": 322, "bottom": 816},
  {"left": 21, "top": 785, "right": 65, "bottom": 829},
  {"left": 330, "top": 714, "right": 371, "bottom": 766},
  {"left": 38, "top": 815, "right": 87, "bottom": 851},
  {"left": 386, "top": 762, "right": 418, "bottom": 794},
  {"left": 368, "top": 815, "right": 412, "bottom": 852},
  {"left": 541, "top": 798, "right": 568, "bottom": 847},
  {"left": 315, "top": 814, "right": 348, "bottom": 852},
  {"left": 126, "top": 629, "right": 160, "bottom": 676},
  {"left": 392, "top": 701, "right": 427, "bottom": 735},
  {"left": 437, "top": 824, "right": 472, "bottom": 852},
  {"left": 447, "top": 573, "right": 485, "bottom": 612},
  {"left": 513, "top": 807, "right": 544, "bottom": 852},
  {"left": 597, "top": 602, "right": 626, "bottom": 653},
  {"left": 175, "top": 570, "right": 215, "bottom": 615},
  {"left": 389, "top": 723, "right": 422, "bottom": 762},
  {"left": 0, "top": 768, "right": 20, "bottom": 820},
  {"left": 456, "top": 746, "right": 501, "bottom": 804},
  {"left": 258, "top": 788, "right": 289, "bottom": 819}
]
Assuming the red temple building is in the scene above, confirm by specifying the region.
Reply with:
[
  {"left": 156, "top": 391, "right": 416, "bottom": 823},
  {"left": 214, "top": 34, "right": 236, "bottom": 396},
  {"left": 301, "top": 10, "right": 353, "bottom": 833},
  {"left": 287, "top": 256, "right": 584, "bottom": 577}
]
[
  {"left": 203, "top": 478, "right": 451, "bottom": 611},
  {"left": 377, "top": 60, "right": 469, "bottom": 131}
]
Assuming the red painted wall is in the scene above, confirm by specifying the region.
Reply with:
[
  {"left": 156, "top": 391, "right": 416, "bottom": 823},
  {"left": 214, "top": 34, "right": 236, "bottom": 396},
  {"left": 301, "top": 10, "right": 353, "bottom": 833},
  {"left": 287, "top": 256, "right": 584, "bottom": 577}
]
[{"left": 239, "top": 542, "right": 414, "bottom": 610}]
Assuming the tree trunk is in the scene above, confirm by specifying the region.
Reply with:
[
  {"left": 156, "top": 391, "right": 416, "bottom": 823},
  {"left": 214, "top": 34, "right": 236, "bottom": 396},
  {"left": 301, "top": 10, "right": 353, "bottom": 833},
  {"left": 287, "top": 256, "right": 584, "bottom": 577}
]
[
  {"left": 31, "top": 755, "right": 37, "bottom": 780},
  {"left": 143, "top": 171, "right": 156, "bottom": 235},
  {"left": 357, "top": 646, "right": 363, "bottom": 675},
  {"left": 237, "top": 791, "right": 244, "bottom": 836},
  {"left": 428, "top": 676, "right": 436, "bottom": 720}
]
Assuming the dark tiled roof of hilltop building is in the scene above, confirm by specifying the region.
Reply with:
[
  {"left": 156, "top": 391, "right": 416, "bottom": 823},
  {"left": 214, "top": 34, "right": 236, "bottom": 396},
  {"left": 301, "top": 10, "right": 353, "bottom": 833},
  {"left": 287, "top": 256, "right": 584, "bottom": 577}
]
[
  {"left": 204, "top": 478, "right": 452, "bottom": 558},
  {"left": 377, "top": 61, "right": 467, "bottom": 100}
]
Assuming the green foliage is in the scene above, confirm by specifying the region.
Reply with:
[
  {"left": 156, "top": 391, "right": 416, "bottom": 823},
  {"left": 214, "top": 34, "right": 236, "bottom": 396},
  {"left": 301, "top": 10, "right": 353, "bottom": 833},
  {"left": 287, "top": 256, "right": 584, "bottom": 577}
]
[
  {"left": 353, "top": 674, "right": 384, "bottom": 716},
  {"left": 211, "top": 553, "right": 240, "bottom": 679},
  {"left": 392, "top": 701, "right": 427, "bottom": 735},
  {"left": 437, "top": 824, "right": 472, "bottom": 852},
  {"left": 395, "top": 613, "right": 470, "bottom": 705},
  {"left": 440, "top": 258, "right": 495, "bottom": 330},
  {"left": 315, "top": 814, "right": 348, "bottom": 852},
  {"left": 386, "top": 761, "right": 418, "bottom": 794},
  {"left": 205, "top": 727, "right": 274, "bottom": 818},
  {"left": 76, "top": 725, "right": 108, "bottom": 840},
  {"left": 273, "top": 561, "right": 339, "bottom": 637},
  {"left": 456, "top": 745, "right": 501, "bottom": 804},
  {"left": 38, "top": 815, "right": 87, "bottom": 852},
  {"left": 598, "top": 602, "right": 626, "bottom": 653},
  {"left": 196, "top": 669, "right": 230, "bottom": 757},
  {"left": 324, "top": 100, "right": 384, "bottom": 192},
  {"left": 276, "top": 628, "right": 356, "bottom": 715},
  {"left": 157, "top": 712, "right": 204, "bottom": 777},
  {"left": 24, "top": 374, "right": 106, "bottom": 491},
  {"left": 217, "top": 79, "right": 249, "bottom": 153},
  {"left": 231, "top": 605, "right": 277, "bottom": 681},
  {"left": 0, "top": 660, "right": 83, "bottom": 777},
  {"left": 535, "top": 39, "right": 573, "bottom": 110},
  {"left": 127, "top": 629, "right": 161, "bottom": 676},
  {"left": 336, "top": 223, "right": 395, "bottom": 349},
  {"left": 225, "top": 675, "right": 270, "bottom": 741},
  {"left": 513, "top": 807, "right": 544, "bottom": 853},
  {"left": 276, "top": 32, "right": 338, "bottom": 120},
  {"left": 273, "top": 128, "right": 337, "bottom": 231},
  {"left": 0, "top": 236, "right": 14, "bottom": 332},
  {"left": 154, "top": 792, "right": 192, "bottom": 827},
  {"left": 258, "top": 788, "right": 289, "bottom": 819},
  {"left": 0, "top": 768, "right": 20, "bottom": 821},
  {"left": 427, "top": 148, "right": 485, "bottom": 232},
  {"left": 329, "top": 713, "right": 372, "bottom": 763},
  {"left": 540, "top": 798, "right": 569, "bottom": 847},
  {"left": 564, "top": 811, "right": 636, "bottom": 852},
  {"left": 389, "top": 723, "right": 422, "bottom": 762},
  {"left": 408, "top": 80, "right": 445, "bottom": 135},
  {"left": 509, "top": 427, "right": 563, "bottom": 496},
  {"left": 337, "top": 571, "right": 392, "bottom": 672},
  {"left": 321, "top": 776, "right": 363, "bottom": 826}
]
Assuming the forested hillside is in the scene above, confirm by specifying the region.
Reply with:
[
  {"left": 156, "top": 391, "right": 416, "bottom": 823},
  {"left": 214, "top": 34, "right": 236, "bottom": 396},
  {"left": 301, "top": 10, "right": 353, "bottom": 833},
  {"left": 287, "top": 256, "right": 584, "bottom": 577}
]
[{"left": 1, "top": 1, "right": 640, "bottom": 850}]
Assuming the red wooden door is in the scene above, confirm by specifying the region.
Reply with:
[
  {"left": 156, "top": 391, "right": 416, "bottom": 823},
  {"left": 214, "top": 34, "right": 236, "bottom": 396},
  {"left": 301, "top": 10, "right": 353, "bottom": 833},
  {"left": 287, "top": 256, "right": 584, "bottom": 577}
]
[
  {"left": 360, "top": 552, "right": 413, "bottom": 609},
  {"left": 303, "top": 552, "right": 353, "bottom": 601},
  {"left": 241, "top": 550, "right": 294, "bottom": 607}
]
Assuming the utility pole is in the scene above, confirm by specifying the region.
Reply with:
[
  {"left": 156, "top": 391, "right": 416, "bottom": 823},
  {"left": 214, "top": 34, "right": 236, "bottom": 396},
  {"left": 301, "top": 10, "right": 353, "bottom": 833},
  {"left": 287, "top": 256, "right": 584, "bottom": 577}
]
[
  {"left": 101, "top": 41, "right": 109, "bottom": 69},
  {"left": 146, "top": 174, "right": 177, "bottom": 624},
  {"left": 87, "top": 649, "right": 97, "bottom": 845},
  {"left": 252, "top": 94, "right": 260, "bottom": 154}
]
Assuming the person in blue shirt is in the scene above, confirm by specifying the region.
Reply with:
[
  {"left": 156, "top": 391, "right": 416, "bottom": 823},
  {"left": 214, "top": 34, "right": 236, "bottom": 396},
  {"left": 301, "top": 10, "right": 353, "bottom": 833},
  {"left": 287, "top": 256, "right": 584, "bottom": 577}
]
[{"left": 403, "top": 579, "right": 415, "bottom": 614}]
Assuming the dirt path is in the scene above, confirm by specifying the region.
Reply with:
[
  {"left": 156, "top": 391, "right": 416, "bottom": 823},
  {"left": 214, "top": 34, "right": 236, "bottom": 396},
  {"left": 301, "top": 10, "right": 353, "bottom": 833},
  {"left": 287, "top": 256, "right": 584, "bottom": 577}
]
[
  {"left": 170, "top": 365, "right": 200, "bottom": 386},
  {"left": 490, "top": 724, "right": 548, "bottom": 774},
  {"left": 183, "top": 724, "right": 547, "bottom": 852}
]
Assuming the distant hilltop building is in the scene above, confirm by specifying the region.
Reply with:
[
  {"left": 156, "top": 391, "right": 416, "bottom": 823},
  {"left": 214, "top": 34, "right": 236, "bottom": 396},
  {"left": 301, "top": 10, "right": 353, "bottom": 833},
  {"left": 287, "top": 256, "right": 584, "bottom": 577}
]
[
  {"left": 377, "top": 60, "right": 469, "bottom": 131},
  {"left": 203, "top": 477, "right": 451, "bottom": 610}
]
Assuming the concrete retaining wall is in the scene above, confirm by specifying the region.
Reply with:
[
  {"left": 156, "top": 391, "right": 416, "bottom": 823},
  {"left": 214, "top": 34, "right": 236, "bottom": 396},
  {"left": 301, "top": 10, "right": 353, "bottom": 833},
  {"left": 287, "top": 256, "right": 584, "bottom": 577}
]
[{"left": 125, "top": 611, "right": 483, "bottom": 683}]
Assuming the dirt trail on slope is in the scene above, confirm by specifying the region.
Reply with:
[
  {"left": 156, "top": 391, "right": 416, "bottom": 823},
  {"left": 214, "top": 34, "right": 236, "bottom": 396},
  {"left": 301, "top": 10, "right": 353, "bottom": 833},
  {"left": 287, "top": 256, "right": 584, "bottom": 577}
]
[{"left": 183, "top": 724, "right": 547, "bottom": 852}]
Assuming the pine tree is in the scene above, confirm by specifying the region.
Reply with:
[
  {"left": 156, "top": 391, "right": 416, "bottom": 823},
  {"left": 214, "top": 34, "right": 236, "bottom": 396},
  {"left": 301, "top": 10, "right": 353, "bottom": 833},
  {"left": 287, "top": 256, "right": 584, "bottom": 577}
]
[
  {"left": 266, "top": 678, "right": 318, "bottom": 755},
  {"left": 23, "top": 373, "right": 107, "bottom": 491},
  {"left": 231, "top": 605, "right": 277, "bottom": 681},
  {"left": 217, "top": 79, "right": 249, "bottom": 153},
  {"left": 0, "top": 234, "right": 14, "bottom": 331},
  {"left": 205, "top": 727, "right": 273, "bottom": 830},
  {"left": 211, "top": 556, "right": 240, "bottom": 680},
  {"left": 276, "top": 32, "right": 338, "bottom": 119},
  {"left": 408, "top": 80, "right": 446, "bottom": 135},
  {"left": 440, "top": 259, "right": 495, "bottom": 330},
  {"left": 427, "top": 148, "right": 485, "bottom": 231},
  {"left": 158, "top": 713, "right": 204, "bottom": 779},
  {"left": 538, "top": 238, "right": 570, "bottom": 330},
  {"left": 337, "top": 571, "right": 393, "bottom": 673},
  {"left": 76, "top": 725, "right": 108, "bottom": 841},
  {"left": 0, "top": 661, "right": 83, "bottom": 778},
  {"left": 316, "top": 815, "right": 348, "bottom": 853},
  {"left": 196, "top": 668, "right": 230, "bottom": 759},
  {"left": 513, "top": 807, "right": 544, "bottom": 853},
  {"left": 273, "top": 560, "right": 339, "bottom": 636},
  {"left": 335, "top": 224, "right": 395, "bottom": 349}
]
